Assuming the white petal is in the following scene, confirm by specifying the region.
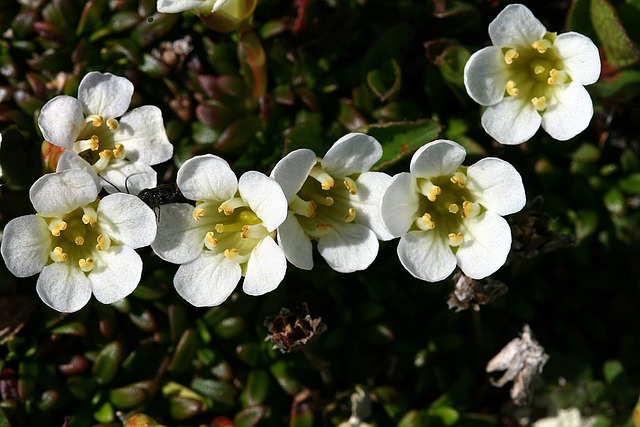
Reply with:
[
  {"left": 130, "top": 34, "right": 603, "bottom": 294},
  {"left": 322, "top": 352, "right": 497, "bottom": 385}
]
[
  {"left": 554, "top": 32, "right": 601, "bottom": 85},
  {"left": 380, "top": 172, "right": 420, "bottom": 237},
  {"left": 98, "top": 160, "right": 157, "bottom": 195},
  {"left": 466, "top": 158, "right": 526, "bottom": 215},
  {"left": 238, "top": 171, "right": 287, "bottom": 232},
  {"left": 30, "top": 169, "right": 99, "bottom": 217},
  {"left": 488, "top": 4, "right": 546, "bottom": 47},
  {"left": 541, "top": 83, "right": 594, "bottom": 141},
  {"left": 211, "top": 0, "right": 229, "bottom": 13},
  {"left": 90, "top": 246, "right": 143, "bottom": 304},
  {"left": 243, "top": 237, "right": 287, "bottom": 295},
  {"left": 276, "top": 212, "right": 314, "bottom": 270},
  {"left": 78, "top": 72, "right": 133, "bottom": 118},
  {"left": 177, "top": 154, "right": 237, "bottom": 201},
  {"left": 157, "top": 0, "right": 209, "bottom": 13},
  {"left": 114, "top": 106, "right": 173, "bottom": 165},
  {"left": 0, "top": 215, "right": 50, "bottom": 277},
  {"left": 322, "top": 133, "right": 383, "bottom": 177},
  {"left": 56, "top": 151, "right": 103, "bottom": 189},
  {"left": 38, "top": 96, "right": 84, "bottom": 148},
  {"left": 97, "top": 193, "right": 157, "bottom": 248},
  {"left": 174, "top": 252, "right": 242, "bottom": 306},
  {"left": 410, "top": 139, "right": 466, "bottom": 178},
  {"left": 457, "top": 212, "right": 512, "bottom": 279},
  {"left": 270, "top": 149, "right": 317, "bottom": 202},
  {"left": 464, "top": 46, "right": 509, "bottom": 106},
  {"left": 351, "top": 171, "right": 394, "bottom": 241},
  {"left": 397, "top": 230, "right": 456, "bottom": 282},
  {"left": 481, "top": 97, "right": 541, "bottom": 145},
  {"left": 317, "top": 223, "right": 379, "bottom": 273},
  {"left": 37, "top": 262, "right": 92, "bottom": 313},
  {"left": 151, "top": 203, "right": 205, "bottom": 264}
]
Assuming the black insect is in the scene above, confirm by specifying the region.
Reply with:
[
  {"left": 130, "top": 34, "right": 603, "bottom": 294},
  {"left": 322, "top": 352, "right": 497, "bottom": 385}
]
[{"left": 137, "top": 183, "right": 185, "bottom": 214}]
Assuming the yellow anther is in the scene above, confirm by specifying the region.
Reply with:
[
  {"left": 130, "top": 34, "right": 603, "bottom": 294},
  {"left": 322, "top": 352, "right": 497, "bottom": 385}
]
[
  {"left": 74, "top": 135, "right": 100, "bottom": 153},
  {"left": 50, "top": 246, "right": 68, "bottom": 262},
  {"left": 290, "top": 196, "right": 316, "bottom": 218},
  {"left": 106, "top": 118, "right": 119, "bottom": 130},
  {"left": 450, "top": 172, "right": 466, "bottom": 188},
  {"left": 448, "top": 203, "right": 460, "bottom": 214},
  {"left": 448, "top": 232, "right": 464, "bottom": 246},
  {"left": 218, "top": 197, "right": 246, "bottom": 215},
  {"left": 343, "top": 177, "right": 357, "bottom": 195},
  {"left": 506, "top": 80, "right": 519, "bottom": 96},
  {"left": 48, "top": 219, "right": 67, "bottom": 237},
  {"left": 462, "top": 201, "right": 481, "bottom": 219},
  {"left": 531, "top": 96, "right": 547, "bottom": 111},
  {"left": 343, "top": 207, "right": 356, "bottom": 223},
  {"left": 504, "top": 49, "right": 519, "bottom": 65},
  {"left": 193, "top": 207, "right": 205, "bottom": 221},
  {"left": 86, "top": 115, "right": 104, "bottom": 127},
  {"left": 309, "top": 164, "right": 335, "bottom": 190},
  {"left": 531, "top": 39, "right": 552, "bottom": 53},
  {"left": 224, "top": 248, "right": 239, "bottom": 259},
  {"left": 93, "top": 149, "right": 112, "bottom": 171},
  {"left": 416, "top": 213, "right": 435, "bottom": 230},
  {"left": 204, "top": 231, "right": 218, "bottom": 250},
  {"left": 547, "top": 69, "right": 568, "bottom": 85},
  {"left": 419, "top": 180, "right": 441, "bottom": 202},
  {"left": 241, "top": 225, "right": 250, "bottom": 238},
  {"left": 112, "top": 143, "right": 125, "bottom": 158},
  {"left": 74, "top": 236, "right": 85, "bottom": 245},
  {"left": 316, "top": 223, "right": 332, "bottom": 233},
  {"left": 82, "top": 207, "right": 98, "bottom": 227},
  {"left": 215, "top": 223, "right": 225, "bottom": 233},
  {"left": 79, "top": 258, "right": 94, "bottom": 272},
  {"left": 96, "top": 234, "right": 111, "bottom": 251},
  {"left": 317, "top": 196, "right": 334, "bottom": 206}
]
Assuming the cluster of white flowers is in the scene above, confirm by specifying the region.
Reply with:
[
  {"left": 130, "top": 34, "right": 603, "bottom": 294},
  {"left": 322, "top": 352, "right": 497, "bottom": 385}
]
[{"left": 0, "top": 3, "right": 601, "bottom": 313}]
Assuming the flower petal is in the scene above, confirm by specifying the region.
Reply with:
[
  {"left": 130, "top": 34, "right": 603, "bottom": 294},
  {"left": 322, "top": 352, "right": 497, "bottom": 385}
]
[
  {"left": 177, "top": 154, "right": 237, "bottom": 201},
  {"left": 322, "top": 133, "right": 383, "bottom": 177},
  {"left": 554, "top": 32, "right": 601, "bottom": 85},
  {"left": 98, "top": 160, "right": 157, "bottom": 195},
  {"left": 56, "top": 151, "right": 102, "bottom": 189},
  {"left": 114, "top": 106, "right": 173, "bottom": 165},
  {"left": 78, "top": 72, "right": 133, "bottom": 118},
  {"left": 397, "top": 230, "right": 456, "bottom": 282},
  {"left": 466, "top": 158, "right": 526, "bottom": 215},
  {"left": 1, "top": 215, "right": 50, "bottom": 277},
  {"left": 317, "top": 223, "right": 378, "bottom": 273},
  {"left": 464, "top": 46, "right": 509, "bottom": 106},
  {"left": 38, "top": 96, "right": 84, "bottom": 148},
  {"left": 37, "top": 262, "right": 92, "bottom": 313},
  {"left": 239, "top": 171, "right": 287, "bottom": 232},
  {"left": 481, "top": 97, "right": 541, "bottom": 145},
  {"left": 488, "top": 4, "right": 546, "bottom": 47},
  {"left": 276, "top": 212, "right": 314, "bottom": 270},
  {"left": 90, "top": 246, "right": 143, "bottom": 304},
  {"left": 98, "top": 193, "right": 157, "bottom": 248},
  {"left": 157, "top": 0, "right": 209, "bottom": 13},
  {"left": 174, "top": 251, "right": 242, "bottom": 306},
  {"left": 151, "top": 203, "right": 205, "bottom": 264},
  {"left": 351, "top": 171, "right": 394, "bottom": 241},
  {"left": 380, "top": 172, "right": 420, "bottom": 237},
  {"left": 270, "top": 148, "right": 317, "bottom": 202},
  {"left": 243, "top": 236, "right": 287, "bottom": 295},
  {"left": 457, "top": 212, "right": 512, "bottom": 279},
  {"left": 410, "top": 139, "right": 466, "bottom": 178},
  {"left": 541, "top": 83, "right": 594, "bottom": 141},
  {"left": 30, "top": 169, "right": 99, "bottom": 217}
]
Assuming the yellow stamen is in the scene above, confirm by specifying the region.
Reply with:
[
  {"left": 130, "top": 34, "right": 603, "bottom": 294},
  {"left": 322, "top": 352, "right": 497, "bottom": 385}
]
[
  {"left": 448, "top": 203, "right": 460, "bottom": 214},
  {"left": 316, "top": 223, "right": 332, "bottom": 233},
  {"left": 48, "top": 219, "right": 67, "bottom": 237},
  {"left": 204, "top": 231, "right": 218, "bottom": 250},
  {"left": 93, "top": 149, "right": 112, "bottom": 171},
  {"left": 224, "top": 248, "right": 239, "bottom": 259},
  {"left": 343, "top": 177, "right": 357, "bottom": 195},
  {"left": 96, "top": 234, "right": 111, "bottom": 251},
  {"left": 450, "top": 172, "right": 466, "bottom": 188},
  {"left": 416, "top": 213, "right": 435, "bottom": 230},
  {"left": 193, "top": 207, "right": 205, "bottom": 221},
  {"left": 547, "top": 69, "right": 568, "bottom": 85},
  {"left": 309, "top": 164, "right": 335, "bottom": 190},
  {"left": 106, "top": 118, "right": 119, "bottom": 130},
  {"left": 531, "top": 96, "right": 547, "bottom": 111},
  {"left": 86, "top": 115, "right": 104, "bottom": 127},
  {"left": 419, "top": 180, "right": 441, "bottom": 202},
  {"left": 290, "top": 196, "right": 316, "bottom": 218},
  {"left": 504, "top": 49, "right": 519, "bottom": 65},
  {"left": 50, "top": 246, "right": 68, "bottom": 262},
  {"left": 82, "top": 207, "right": 98, "bottom": 227},
  {"left": 79, "top": 258, "right": 94, "bottom": 272},
  {"left": 462, "top": 201, "right": 481, "bottom": 219},
  {"left": 218, "top": 197, "right": 246, "bottom": 216},
  {"left": 506, "top": 80, "right": 519, "bottom": 96},
  {"left": 343, "top": 207, "right": 356, "bottom": 223},
  {"left": 74, "top": 236, "right": 85, "bottom": 245},
  {"left": 74, "top": 135, "right": 100, "bottom": 153},
  {"left": 531, "top": 39, "right": 552, "bottom": 53},
  {"left": 112, "top": 143, "right": 125, "bottom": 159},
  {"left": 448, "top": 232, "right": 464, "bottom": 246}
]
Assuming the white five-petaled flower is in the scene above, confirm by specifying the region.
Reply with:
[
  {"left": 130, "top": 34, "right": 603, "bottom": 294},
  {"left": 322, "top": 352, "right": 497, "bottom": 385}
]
[
  {"left": 381, "top": 139, "right": 526, "bottom": 282},
  {"left": 0, "top": 169, "right": 157, "bottom": 312},
  {"left": 38, "top": 71, "right": 173, "bottom": 194},
  {"left": 464, "top": 3, "right": 601, "bottom": 145},
  {"left": 151, "top": 154, "right": 288, "bottom": 307},
  {"left": 270, "top": 133, "right": 393, "bottom": 273}
]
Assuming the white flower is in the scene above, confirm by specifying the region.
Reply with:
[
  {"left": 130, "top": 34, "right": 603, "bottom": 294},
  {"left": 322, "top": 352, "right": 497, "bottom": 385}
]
[
  {"left": 381, "top": 139, "right": 526, "bottom": 282},
  {"left": 151, "top": 154, "right": 288, "bottom": 307},
  {"left": 532, "top": 408, "right": 596, "bottom": 427},
  {"left": 270, "top": 133, "right": 393, "bottom": 273},
  {"left": 38, "top": 72, "right": 173, "bottom": 194},
  {"left": 464, "top": 3, "right": 601, "bottom": 145},
  {"left": 0, "top": 169, "right": 157, "bottom": 312},
  {"left": 157, "top": 0, "right": 258, "bottom": 32},
  {"left": 157, "top": 0, "right": 230, "bottom": 13}
]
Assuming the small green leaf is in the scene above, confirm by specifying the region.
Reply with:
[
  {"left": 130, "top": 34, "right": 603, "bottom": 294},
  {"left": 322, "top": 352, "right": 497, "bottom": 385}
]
[
  {"left": 92, "top": 341, "right": 123, "bottom": 385},
  {"left": 618, "top": 173, "right": 640, "bottom": 194},
  {"left": 603, "top": 359, "right": 624, "bottom": 384},
  {"left": 366, "top": 59, "right": 402, "bottom": 101},
  {"left": 591, "top": 0, "right": 640, "bottom": 68}
]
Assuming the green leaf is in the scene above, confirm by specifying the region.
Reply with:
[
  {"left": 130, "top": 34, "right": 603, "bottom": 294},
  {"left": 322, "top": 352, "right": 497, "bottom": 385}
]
[
  {"left": 92, "top": 341, "right": 123, "bottom": 385},
  {"left": 437, "top": 45, "right": 471, "bottom": 89},
  {"left": 603, "top": 359, "right": 624, "bottom": 384},
  {"left": 190, "top": 378, "right": 237, "bottom": 407},
  {"left": 590, "top": 0, "right": 640, "bottom": 68},
  {"left": 357, "top": 119, "right": 442, "bottom": 170},
  {"left": 366, "top": 59, "right": 402, "bottom": 101},
  {"left": 618, "top": 173, "right": 640, "bottom": 194},
  {"left": 591, "top": 69, "right": 640, "bottom": 98}
]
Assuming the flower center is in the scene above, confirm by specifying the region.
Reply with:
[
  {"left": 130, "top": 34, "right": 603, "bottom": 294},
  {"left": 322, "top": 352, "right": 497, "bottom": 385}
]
[
  {"left": 288, "top": 160, "right": 359, "bottom": 239},
  {"left": 74, "top": 115, "right": 125, "bottom": 173},
  {"left": 193, "top": 197, "right": 270, "bottom": 264},
  {"left": 501, "top": 32, "right": 571, "bottom": 113},
  {"left": 413, "top": 168, "right": 483, "bottom": 249},
  {"left": 43, "top": 201, "right": 113, "bottom": 273}
]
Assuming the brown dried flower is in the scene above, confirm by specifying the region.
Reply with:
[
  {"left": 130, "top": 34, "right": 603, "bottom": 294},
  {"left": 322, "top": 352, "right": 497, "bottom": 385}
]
[
  {"left": 447, "top": 272, "right": 509, "bottom": 312},
  {"left": 264, "top": 303, "right": 326, "bottom": 353}
]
